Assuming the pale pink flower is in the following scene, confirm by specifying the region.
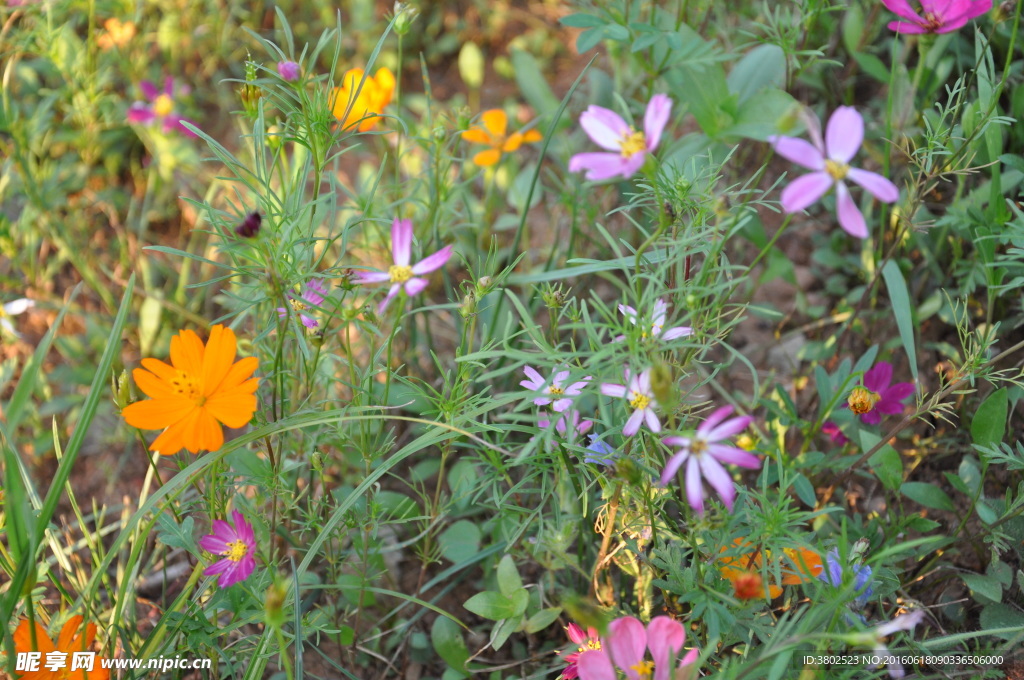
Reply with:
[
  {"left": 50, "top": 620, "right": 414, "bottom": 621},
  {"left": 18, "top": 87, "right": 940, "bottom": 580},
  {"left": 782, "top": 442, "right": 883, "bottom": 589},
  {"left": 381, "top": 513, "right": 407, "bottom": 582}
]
[
  {"left": 1, "top": 298, "right": 33, "bottom": 337},
  {"left": 616, "top": 298, "right": 692, "bottom": 343},
  {"left": 576, "top": 616, "right": 699, "bottom": 680},
  {"left": 769, "top": 107, "right": 898, "bottom": 239},
  {"left": 882, "top": 0, "right": 992, "bottom": 34},
  {"left": 538, "top": 410, "right": 594, "bottom": 445},
  {"left": 521, "top": 366, "right": 591, "bottom": 412},
  {"left": 601, "top": 368, "right": 660, "bottom": 437},
  {"left": 568, "top": 94, "right": 672, "bottom": 181},
  {"left": 660, "top": 406, "right": 762, "bottom": 516},
  {"left": 277, "top": 60, "right": 301, "bottom": 81},
  {"left": 866, "top": 610, "right": 925, "bottom": 678},
  {"left": 277, "top": 279, "right": 328, "bottom": 329},
  {"left": 354, "top": 217, "right": 453, "bottom": 313},
  {"left": 127, "top": 78, "right": 198, "bottom": 137}
]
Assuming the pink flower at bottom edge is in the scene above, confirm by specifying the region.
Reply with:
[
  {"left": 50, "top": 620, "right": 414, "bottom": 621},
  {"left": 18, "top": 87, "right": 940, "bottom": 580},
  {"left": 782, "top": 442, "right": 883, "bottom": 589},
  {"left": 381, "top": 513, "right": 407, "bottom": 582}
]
[{"left": 576, "top": 616, "right": 699, "bottom": 680}]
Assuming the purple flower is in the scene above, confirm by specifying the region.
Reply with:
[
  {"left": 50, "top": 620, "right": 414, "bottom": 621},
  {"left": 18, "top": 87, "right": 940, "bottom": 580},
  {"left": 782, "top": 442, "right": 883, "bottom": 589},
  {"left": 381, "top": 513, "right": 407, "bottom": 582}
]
[
  {"left": 769, "top": 107, "right": 898, "bottom": 239},
  {"left": 568, "top": 94, "right": 672, "bottom": 181},
  {"left": 584, "top": 435, "right": 616, "bottom": 466},
  {"left": 539, "top": 410, "right": 594, "bottom": 445},
  {"left": 575, "top": 616, "right": 699, "bottom": 680},
  {"left": 277, "top": 279, "right": 329, "bottom": 329},
  {"left": 866, "top": 610, "right": 925, "bottom": 678},
  {"left": 821, "top": 421, "right": 850, "bottom": 445},
  {"left": 882, "top": 0, "right": 992, "bottom": 34},
  {"left": 235, "top": 212, "right": 261, "bottom": 238},
  {"left": 127, "top": 78, "right": 198, "bottom": 137},
  {"left": 521, "top": 366, "right": 591, "bottom": 412},
  {"left": 600, "top": 368, "right": 660, "bottom": 437},
  {"left": 820, "top": 550, "right": 874, "bottom": 608},
  {"left": 354, "top": 218, "right": 453, "bottom": 313},
  {"left": 847, "top": 361, "right": 915, "bottom": 425},
  {"left": 660, "top": 406, "right": 762, "bottom": 516},
  {"left": 198, "top": 510, "right": 257, "bottom": 588},
  {"left": 616, "top": 298, "right": 692, "bottom": 343},
  {"left": 277, "top": 60, "right": 301, "bottom": 81}
]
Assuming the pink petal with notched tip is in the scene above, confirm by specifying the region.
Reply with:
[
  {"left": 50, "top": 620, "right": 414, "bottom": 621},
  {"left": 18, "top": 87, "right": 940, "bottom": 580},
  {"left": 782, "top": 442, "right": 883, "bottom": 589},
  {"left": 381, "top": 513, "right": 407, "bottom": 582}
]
[
  {"left": 646, "top": 616, "right": 686, "bottom": 680},
  {"left": 391, "top": 218, "right": 413, "bottom": 267},
  {"left": 412, "top": 244, "right": 453, "bottom": 275},
  {"left": 887, "top": 20, "right": 930, "bottom": 33},
  {"left": 847, "top": 168, "right": 899, "bottom": 203},
  {"left": 606, "top": 617, "right": 647, "bottom": 678},
  {"left": 781, "top": 172, "right": 833, "bottom": 213},
  {"left": 569, "top": 152, "right": 634, "bottom": 181},
  {"left": 769, "top": 136, "right": 826, "bottom": 170},
  {"left": 576, "top": 649, "right": 617, "bottom": 680},
  {"left": 644, "top": 409, "right": 661, "bottom": 433},
  {"left": 881, "top": 0, "right": 928, "bottom": 21},
  {"left": 703, "top": 414, "right": 753, "bottom": 443},
  {"left": 825, "top": 107, "right": 864, "bottom": 164},
  {"left": 579, "top": 106, "right": 631, "bottom": 150},
  {"left": 643, "top": 94, "right": 672, "bottom": 152},
  {"left": 696, "top": 405, "right": 735, "bottom": 438},
  {"left": 521, "top": 366, "right": 544, "bottom": 389},
  {"left": 835, "top": 181, "right": 869, "bottom": 239},
  {"left": 623, "top": 409, "right": 645, "bottom": 437},
  {"left": 708, "top": 444, "right": 762, "bottom": 469}
]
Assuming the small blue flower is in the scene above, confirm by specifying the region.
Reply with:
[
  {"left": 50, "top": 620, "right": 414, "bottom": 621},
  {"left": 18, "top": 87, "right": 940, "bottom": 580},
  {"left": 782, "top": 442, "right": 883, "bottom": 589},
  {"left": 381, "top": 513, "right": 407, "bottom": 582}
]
[
  {"left": 584, "top": 435, "right": 616, "bottom": 466},
  {"left": 821, "top": 550, "right": 874, "bottom": 607}
]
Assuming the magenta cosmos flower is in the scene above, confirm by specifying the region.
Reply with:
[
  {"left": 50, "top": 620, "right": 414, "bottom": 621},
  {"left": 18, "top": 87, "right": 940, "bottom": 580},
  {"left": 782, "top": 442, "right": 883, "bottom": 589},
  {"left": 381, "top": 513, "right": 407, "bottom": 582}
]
[
  {"left": 277, "top": 279, "right": 328, "bottom": 329},
  {"left": 821, "top": 421, "right": 851, "bottom": 445},
  {"left": 568, "top": 94, "right": 672, "bottom": 181},
  {"left": 576, "top": 616, "right": 699, "bottom": 680},
  {"left": 539, "top": 410, "right": 593, "bottom": 444},
  {"left": 769, "top": 106, "right": 898, "bottom": 239},
  {"left": 127, "top": 78, "right": 198, "bottom": 137},
  {"left": 198, "top": 510, "right": 257, "bottom": 588},
  {"left": 660, "top": 406, "right": 762, "bottom": 516},
  {"left": 355, "top": 218, "right": 453, "bottom": 313},
  {"left": 277, "top": 60, "right": 301, "bottom": 81},
  {"left": 601, "top": 368, "right": 660, "bottom": 437},
  {"left": 882, "top": 0, "right": 992, "bottom": 34},
  {"left": 559, "top": 623, "right": 601, "bottom": 679},
  {"left": 616, "top": 298, "right": 692, "bottom": 343},
  {"left": 521, "top": 366, "right": 591, "bottom": 412},
  {"left": 848, "top": 361, "right": 915, "bottom": 425}
]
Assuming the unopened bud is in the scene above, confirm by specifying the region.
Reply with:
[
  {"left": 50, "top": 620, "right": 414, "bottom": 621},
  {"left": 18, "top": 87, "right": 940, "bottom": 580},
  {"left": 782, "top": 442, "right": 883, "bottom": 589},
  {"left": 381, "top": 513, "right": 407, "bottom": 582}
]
[
  {"left": 113, "top": 369, "right": 131, "bottom": 409},
  {"left": 459, "top": 292, "right": 476, "bottom": 318},
  {"left": 235, "top": 212, "right": 261, "bottom": 238},
  {"left": 394, "top": 2, "right": 419, "bottom": 36},
  {"left": 265, "top": 581, "right": 288, "bottom": 629},
  {"left": 648, "top": 362, "right": 675, "bottom": 410},
  {"left": 266, "top": 124, "right": 282, "bottom": 149}
]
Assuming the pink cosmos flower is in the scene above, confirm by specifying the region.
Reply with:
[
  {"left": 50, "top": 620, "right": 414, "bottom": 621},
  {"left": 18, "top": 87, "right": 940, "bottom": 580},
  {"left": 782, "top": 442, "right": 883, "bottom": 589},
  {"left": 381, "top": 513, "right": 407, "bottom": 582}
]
[
  {"left": 769, "top": 107, "right": 898, "bottom": 238},
  {"left": 277, "top": 279, "right": 329, "bottom": 329},
  {"left": 616, "top": 298, "right": 692, "bottom": 343},
  {"left": 882, "top": 0, "right": 992, "bottom": 34},
  {"left": 198, "top": 510, "right": 257, "bottom": 588},
  {"left": 847, "top": 361, "right": 915, "bottom": 425},
  {"left": 660, "top": 406, "right": 762, "bottom": 516},
  {"left": 576, "top": 616, "right": 699, "bottom": 680},
  {"left": 127, "top": 78, "right": 198, "bottom": 137},
  {"left": 521, "top": 366, "right": 591, "bottom": 412},
  {"left": 559, "top": 623, "right": 602, "bottom": 679},
  {"left": 821, "top": 421, "right": 851, "bottom": 445},
  {"left": 354, "top": 217, "right": 453, "bottom": 313},
  {"left": 600, "top": 368, "right": 660, "bottom": 437},
  {"left": 277, "top": 60, "right": 301, "bottom": 81},
  {"left": 539, "top": 410, "right": 594, "bottom": 444},
  {"left": 568, "top": 94, "right": 672, "bottom": 181}
]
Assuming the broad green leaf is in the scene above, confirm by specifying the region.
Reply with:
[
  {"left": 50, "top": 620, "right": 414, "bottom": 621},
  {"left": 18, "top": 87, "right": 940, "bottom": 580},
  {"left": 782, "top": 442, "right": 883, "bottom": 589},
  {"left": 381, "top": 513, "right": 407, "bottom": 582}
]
[
  {"left": 490, "top": 616, "right": 518, "bottom": 651},
  {"left": 860, "top": 430, "right": 903, "bottom": 490},
  {"left": 464, "top": 591, "right": 516, "bottom": 621},
  {"left": 724, "top": 88, "right": 801, "bottom": 141},
  {"left": 438, "top": 520, "right": 482, "bottom": 565},
  {"left": 496, "top": 555, "right": 523, "bottom": 597},
  {"left": 971, "top": 388, "right": 1007, "bottom": 447},
  {"left": 961, "top": 573, "right": 1002, "bottom": 604},
  {"left": 792, "top": 473, "right": 817, "bottom": 507},
  {"left": 882, "top": 260, "right": 918, "bottom": 381},
  {"left": 431, "top": 616, "right": 470, "bottom": 677},
  {"left": 980, "top": 604, "right": 1024, "bottom": 640},
  {"left": 900, "top": 482, "right": 955, "bottom": 511},
  {"left": 727, "top": 44, "right": 785, "bottom": 104},
  {"left": 525, "top": 607, "right": 562, "bottom": 634},
  {"left": 560, "top": 12, "right": 605, "bottom": 28}
]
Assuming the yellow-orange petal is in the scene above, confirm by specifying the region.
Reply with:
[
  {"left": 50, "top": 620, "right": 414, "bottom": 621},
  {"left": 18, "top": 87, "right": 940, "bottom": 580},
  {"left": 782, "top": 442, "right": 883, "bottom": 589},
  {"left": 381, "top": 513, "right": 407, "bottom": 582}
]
[
  {"left": 123, "top": 397, "right": 196, "bottom": 430},
  {"left": 472, "top": 148, "right": 502, "bottom": 167},
  {"left": 195, "top": 408, "right": 225, "bottom": 452},
  {"left": 215, "top": 356, "right": 259, "bottom": 392},
  {"left": 170, "top": 329, "right": 205, "bottom": 379},
  {"left": 503, "top": 132, "right": 525, "bottom": 153},
  {"left": 56, "top": 616, "right": 86, "bottom": 652},
  {"left": 132, "top": 367, "right": 175, "bottom": 400},
  {"left": 480, "top": 109, "right": 507, "bottom": 137},
  {"left": 14, "top": 619, "right": 56, "bottom": 654},
  {"left": 373, "top": 67, "right": 396, "bottom": 101},
  {"left": 202, "top": 325, "right": 238, "bottom": 395},
  {"left": 150, "top": 408, "right": 201, "bottom": 454},
  {"left": 521, "top": 129, "right": 542, "bottom": 143},
  {"left": 205, "top": 392, "right": 257, "bottom": 429},
  {"left": 460, "top": 127, "right": 494, "bottom": 144},
  {"left": 141, "top": 357, "right": 177, "bottom": 382},
  {"left": 767, "top": 583, "right": 783, "bottom": 599}
]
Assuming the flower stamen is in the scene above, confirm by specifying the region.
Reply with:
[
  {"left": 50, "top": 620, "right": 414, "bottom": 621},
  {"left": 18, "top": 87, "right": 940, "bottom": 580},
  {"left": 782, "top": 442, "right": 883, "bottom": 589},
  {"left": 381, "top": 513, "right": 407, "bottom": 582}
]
[
  {"left": 389, "top": 264, "right": 414, "bottom": 283},
  {"left": 619, "top": 129, "right": 647, "bottom": 158},
  {"left": 825, "top": 159, "right": 850, "bottom": 180},
  {"left": 222, "top": 539, "right": 250, "bottom": 562},
  {"left": 629, "top": 391, "right": 651, "bottom": 410},
  {"left": 153, "top": 93, "right": 175, "bottom": 117}
]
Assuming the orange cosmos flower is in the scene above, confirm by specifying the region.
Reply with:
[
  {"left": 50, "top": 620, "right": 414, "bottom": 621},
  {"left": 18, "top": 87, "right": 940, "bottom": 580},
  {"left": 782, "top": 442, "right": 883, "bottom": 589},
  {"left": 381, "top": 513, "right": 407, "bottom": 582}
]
[
  {"left": 331, "top": 67, "right": 396, "bottom": 132},
  {"left": 718, "top": 539, "right": 823, "bottom": 599},
  {"left": 461, "top": 109, "right": 542, "bottom": 167},
  {"left": 121, "top": 325, "right": 259, "bottom": 455},
  {"left": 97, "top": 18, "right": 135, "bottom": 50},
  {"left": 13, "top": 615, "right": 109, "bottom": 680}
]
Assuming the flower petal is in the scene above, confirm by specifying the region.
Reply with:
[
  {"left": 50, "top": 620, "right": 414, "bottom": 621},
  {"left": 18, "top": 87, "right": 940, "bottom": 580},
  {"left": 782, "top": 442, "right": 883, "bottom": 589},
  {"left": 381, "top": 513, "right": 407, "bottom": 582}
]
[
  {"left": 835, "top": 181, "right": 869, "bottom": 238},
  {"left": 700, "top": 455, "right": 737, "bottom": 511},
  {"left": 825, "top": 106, "right": 864, "bottom": 164},
  {"left": 708, "top": 444, "right": 762, "bottom": 469},
  {"left": 205, "top": 392, "right": 257, "bottom": 429},
  {"left": 355, "top": 270, "right": 391, "bottom": 284},
  {"left": 696, "top": 406, "right": 735, "bottom": 437},
  {"left": 202, "top": 325, "right": 238, "bottom": 395},
  {"left": 703, "top": 414, "right": 753, "bottom": 443},
  {"left": 403, "top": 277, "right": 429, "bottom": 297},
  {"left": 686, "top": 456, "right": 705, "bottom": 515},
  {"left": 481, "top": 109, "right": 508, "bottom": 137},
  {"left": 411, "top": 244, "right": 453, "bottom": 275},
  {"left": 472, "top": 148, "right": 502, "bottom": 167},
  {"left": 600, "top": 383, "right": 627, "bottom": 398},
  {"left": 644, "top": 408, "right": 661, "bottom": 433},
  {"left": 887, "top": 19, "right": 930, "bottom": 33},
  {"left": 623, "top": 408, "right": 644, "bottom": 437},
  {"left": 780, "top": 172, "right": 833, "bottom": 213},
  {"left": 881, "top": 0, "right": 927, "bottom": 21},
  {"left": 647, "top": 616, "right": 685, "bottom": 680},
  {"left": 569, "top": 152, "right": 637, "bottom": 181},
  {"left": 14, "top": 619, "right": 56, "bottom": 654},
  {"left": 391, "top": 217, "right": 413, "bottom": 267},
  {"left": 122, "top": 397, "right": 196, "bottom": 430},
  {"left": 863, "top": 361, "right": 893, "bottom": 393},
  {"left": 169, "top": 329, "right": 205, "bottom": 379},
  {"left": 643, "top": 93, "right": 672, "bottom": 153},
  {"left": 606, "top": 617, "right": 646, "bottom": 676},
  {"left": 576, "top": 650, "right": 617, "bottom": 680},
  {"left": 579, "top": 106, "right": 630, "bottom": 150},
  {"left": 769, "top": 136, "right": 826, "bottom": 170},
  {"left": 847, "top": 168, "right": 899, "bottom": 203}
]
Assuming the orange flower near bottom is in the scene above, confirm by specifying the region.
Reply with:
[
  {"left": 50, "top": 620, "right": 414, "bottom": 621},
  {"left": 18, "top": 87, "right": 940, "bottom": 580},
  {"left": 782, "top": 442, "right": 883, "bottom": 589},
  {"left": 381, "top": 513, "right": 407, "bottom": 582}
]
[
  {"left": 718, "top": 539, "right": 823, "bottom": 599},
  {"left": 461, "top": 109, "right": 542, "bottom": 167},
  {"left": 121, "top": 325, "right": 259, "bottom": 455},
  {"left": 13, "top": 615, "right": 109, "bottom": 680},
  {"left": 331, "top": 67, "right": 396, "bottom": 132}
]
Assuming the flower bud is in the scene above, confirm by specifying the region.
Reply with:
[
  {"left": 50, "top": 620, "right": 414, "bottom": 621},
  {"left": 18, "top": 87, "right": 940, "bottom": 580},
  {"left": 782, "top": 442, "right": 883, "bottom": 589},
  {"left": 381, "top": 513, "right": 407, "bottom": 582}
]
[
  {"left": 113, "top": 369, "right": 131, "bottom": 409},
  {"left": 459, "top": 292, "right": 476, "bottom": 318},
  {"left": 266, "top": 124, "right": 282, "bottom": 149},
  {"left": 648, "top": 362, "right": 675, "bottom": 410},
  {"left": 393, "top": 2, "right": 419, "bottom": 36},
  {"left": 235, "top": 212, "right": 261, "bottom": 238},
  {"left": 264, "top": 580, "right": 288, "bottom": 629}
]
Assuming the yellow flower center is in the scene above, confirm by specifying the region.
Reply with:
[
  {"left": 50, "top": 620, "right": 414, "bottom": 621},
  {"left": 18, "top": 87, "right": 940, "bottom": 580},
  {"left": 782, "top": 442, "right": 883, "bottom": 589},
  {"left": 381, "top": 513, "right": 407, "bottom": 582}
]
[
  {"left": 153, "top": 93, "right": 174, "bottom": 117},
  {"left": 169, "top": 370, "right": 202, "bottom": 402},
  {"left": 848, "top": 386, "right": 881, "bottom": 414},
  {"left": 691, "top": 438, "right": 708, "bottom": 456},
  {"left": 825, "top": 159, "right": 849, "bottom": 181},
  {"left": 630, "top": 660, "right": 655, "bottom": 680},
  {"left": 629, "top": 391, "right": 650, "bottom": 410},
  {"left": 548, "top": 385, "right": 564, "bottom": 395},
  {"left": 619, "top": 129, "right": 647, "bottom": 158},
  {"left": 389, "top": 264, "right": 414, "bottom": 283},
  {"left": 222, "top": 539, "right": 249, "bottom": 562},
  {"left": 577, "top": 639, "right": 601, "bottom": 653},
  {"left": 289, "top": 299, "right": 307, "bottom": 313}
]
